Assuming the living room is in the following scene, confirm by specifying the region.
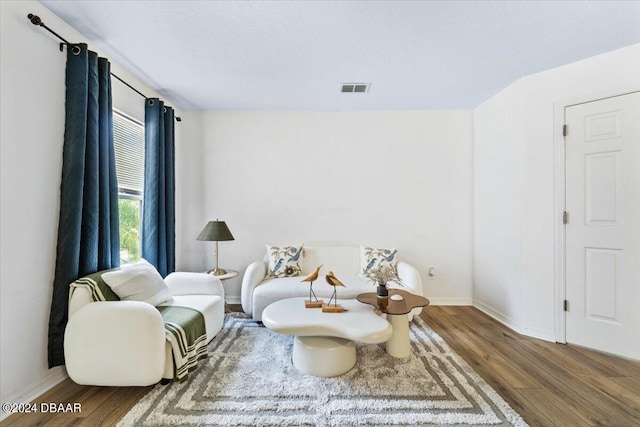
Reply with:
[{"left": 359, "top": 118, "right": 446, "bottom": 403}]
[{"left": 1, "top": 1, "right": 639, "bottom": 426}]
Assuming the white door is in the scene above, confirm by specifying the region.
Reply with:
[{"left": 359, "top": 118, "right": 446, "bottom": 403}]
[{"left": 565, "top": 91, "right": 640, "bottom": 360}]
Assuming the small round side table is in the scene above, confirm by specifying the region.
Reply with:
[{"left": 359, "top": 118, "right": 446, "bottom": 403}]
[
  {"left": 357, "top": 289, "right": 430, "bottom": 358},
  {"left": 206, "top": 269, "right": 239, "bottom": 281},
  {"left": 205, "top": 269, "right": 239, "bottom": 312}
]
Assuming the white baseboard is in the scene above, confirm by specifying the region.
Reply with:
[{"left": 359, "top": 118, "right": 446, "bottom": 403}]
[
  {"left": 226, "top": 296, "right": 241, "bottom": 304},
  {"left": 473, "top": 299, "right": 556, "bottom": 343},
  {"left": 520, "top": 326, "right": 557, "bottom": 343},
  {"left": 427, "top": 297, "right": 473, "bottom": 306},
  {"left": 0, "top": 366, "right": 68, "bottom": 422},
  {"left": 472, "top": 299, "right": 523, "bottom": 334}
]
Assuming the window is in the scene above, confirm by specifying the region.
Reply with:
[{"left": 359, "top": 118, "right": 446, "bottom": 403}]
[{"left": 113, "top": 110, "right": 144, "bottom": 263}]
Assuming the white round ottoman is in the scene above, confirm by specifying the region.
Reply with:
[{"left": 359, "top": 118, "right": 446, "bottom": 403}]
[{"left": 293, "top": 336, "right": 356, "bottom": 377}]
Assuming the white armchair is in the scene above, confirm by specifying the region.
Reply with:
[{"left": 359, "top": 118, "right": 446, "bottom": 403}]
[{"left": 64, "top": 271, "right": 225, "bottom": 386}]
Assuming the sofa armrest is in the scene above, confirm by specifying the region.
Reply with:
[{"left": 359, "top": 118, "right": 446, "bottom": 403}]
[
  {"left": 68, "top": 286, "right": 93, "bottom": 318},
  {"left": 64, "top": 301, "right": 166, "bottom": 386},
  {"left": 397, "top": 261, "right": 423, "bottom": 296},
  {"left": 241, "top": 261, "right": 267, "bottom": 315},
  {"left": 164, "top": 272, "right": 224, "bottom": 297},
  {"left": 396, "top": 261, "right": 424, "bottom": 320}
]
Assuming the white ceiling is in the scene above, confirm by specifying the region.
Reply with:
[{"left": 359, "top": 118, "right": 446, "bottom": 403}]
[{"left": 41, "top": 1, "right": 640, "bottom": 110}]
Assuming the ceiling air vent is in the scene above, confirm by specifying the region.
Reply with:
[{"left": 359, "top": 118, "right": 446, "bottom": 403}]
[{"left": 341, "top": 83, "right": 370, "bottom": 93}]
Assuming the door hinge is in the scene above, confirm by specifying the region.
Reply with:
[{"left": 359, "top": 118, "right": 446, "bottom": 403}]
[
  {"left": 562, "top": 124, "right": 568, "bottom": 136},
  {"left": 564, "top": 300, "right": 569, "bottom": 312},
  {"left": 563, "top": 211, "right": 568, "bottom": 224}
]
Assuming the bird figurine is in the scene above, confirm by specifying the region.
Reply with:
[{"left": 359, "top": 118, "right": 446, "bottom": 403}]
[
  {"left": 323, "top": 271, "right": 346, "bottom": 312},
  {"left": 301, "top": 265, "right": 323, "bottom": 308}
]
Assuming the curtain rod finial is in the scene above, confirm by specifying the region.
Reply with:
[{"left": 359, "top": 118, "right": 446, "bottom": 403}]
[{"left": 28, "top": 13, "right": 43, "bottom": 26}]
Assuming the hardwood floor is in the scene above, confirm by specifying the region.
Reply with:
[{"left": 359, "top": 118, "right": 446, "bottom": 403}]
[
  {"left": 423, "top": 306, "right": 640, "bottom": 427},
  {"left": 2, "top": 306, "right": 639, "bottom": 426}
]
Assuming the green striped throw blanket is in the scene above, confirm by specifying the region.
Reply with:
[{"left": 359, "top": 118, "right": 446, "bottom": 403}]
[
  {"left": 69, "top": 271, "right": 208, "bottom": 382},
  {"left": 156, "top": 305, "right": 208, "bottom": 381}
]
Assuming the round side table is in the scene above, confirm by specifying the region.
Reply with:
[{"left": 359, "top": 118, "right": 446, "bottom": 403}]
[
  {"left": 205, "top": 269, "right": 239, "bottom": 312},
  {"left": 206, "top": 269, "right": 239, "bottom": 281},
  {"left": 357, "top": 289, "right": 430, "bottom": 358}
]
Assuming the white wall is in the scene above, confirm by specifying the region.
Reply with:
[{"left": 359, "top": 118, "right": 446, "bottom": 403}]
[
  {"left": 473, "top": 83, "right": 525, "bottom": 330},
  {"left": 473, "top": 43, "right": 640, "bottom": 341},
  {"left": 174, "top": 110, "right": 206, "bottom": 272},
  {"left": 0, "top": 1, "right": 65, "bottom": 408},
  {"left": 197, "top": 111, "right": 474, "bottom": 305},
  {"left": 0, "top": 0, "right": 186, "bottom": 410}
]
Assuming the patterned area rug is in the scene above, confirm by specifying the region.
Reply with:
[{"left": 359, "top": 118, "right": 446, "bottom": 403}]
[{"left": 118, "top": 313, "right": 528, "bottom": 426}]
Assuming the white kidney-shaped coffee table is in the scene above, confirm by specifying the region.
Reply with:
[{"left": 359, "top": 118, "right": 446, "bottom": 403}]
[{"left": 262, "top": 297, "right": 392, "bottom": 377}]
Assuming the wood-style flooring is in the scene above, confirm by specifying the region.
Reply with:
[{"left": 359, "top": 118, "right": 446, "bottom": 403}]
[
  {"left": 423, "top": 306, "right": 640, "bottom": 427},
  {"left": 2, "top": 305, "right": 639, "bottom": 426}
]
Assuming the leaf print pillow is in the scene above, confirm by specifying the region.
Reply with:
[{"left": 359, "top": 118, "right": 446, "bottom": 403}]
[
  {"left": 359, "top": 246, "right": 398, "bottom": 276},
  {"left": 266, "top": 244, "right": 304, "bottom": 278}
]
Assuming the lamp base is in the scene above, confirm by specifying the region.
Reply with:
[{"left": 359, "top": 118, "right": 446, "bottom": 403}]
[{"left": 208, "top": 268, "right": 228, "bottom": 276}]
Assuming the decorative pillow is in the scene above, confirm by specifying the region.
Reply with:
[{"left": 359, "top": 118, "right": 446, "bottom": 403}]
[
  {"left": 102, "top": 258, "right": 172, "bottom": 306},
  {"left": 266, "top": 244, "right": 304, "bottom": 278},
  {"left": 360, "top": 246, "right": 398, "bottom": 276}
]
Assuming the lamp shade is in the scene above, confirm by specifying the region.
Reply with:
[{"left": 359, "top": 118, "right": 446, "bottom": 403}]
[{"left": 197, "top": 220, "right": 234, "bottom": 242}]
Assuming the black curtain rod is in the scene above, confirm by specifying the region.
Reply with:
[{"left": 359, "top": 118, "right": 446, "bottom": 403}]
[{"left": 28, "top": 13, "right": 182, "bottom": 122}]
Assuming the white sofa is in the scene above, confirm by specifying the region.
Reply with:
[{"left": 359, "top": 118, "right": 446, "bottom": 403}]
[
  {"left": 64, "top": 271, "right": 225, "bottom": 386},
  {"left": 241, "top": 246, "right": 423, "bottom": 321}
]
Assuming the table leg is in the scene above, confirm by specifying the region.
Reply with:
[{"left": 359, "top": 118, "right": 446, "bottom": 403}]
[{"left": 386, "top": 314, "right": 411, "bottom": 358}]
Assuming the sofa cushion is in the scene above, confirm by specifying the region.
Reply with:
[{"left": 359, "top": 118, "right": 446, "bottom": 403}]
[
  {"left": 102, "top": 258, "right": 171, "bottom": 306},
  {"left": 266, "top": 244, "right": 304, "bottom": 278},
  {"left": 360, "top": 246, "right": 398, "bottom": 276}
]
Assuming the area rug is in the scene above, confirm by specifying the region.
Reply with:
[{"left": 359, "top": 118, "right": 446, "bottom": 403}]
[{"left": 118, "top": 313, "right": 528, "bottom": 426}]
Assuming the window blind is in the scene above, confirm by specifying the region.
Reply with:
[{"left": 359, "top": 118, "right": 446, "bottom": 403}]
[{"left": 113, "top": 111, "right": 144, "bottom": 195}]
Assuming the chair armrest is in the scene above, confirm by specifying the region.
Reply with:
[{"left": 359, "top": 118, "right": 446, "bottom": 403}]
[
  {"left": 241, "top": 261, "right": 267, "bottom": 315},
  {"left": 164, "top": 272, "right": 224, "bottom": 297},
  {"left": 64, "top": 301, "right": 166, "bottom": 386}
]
